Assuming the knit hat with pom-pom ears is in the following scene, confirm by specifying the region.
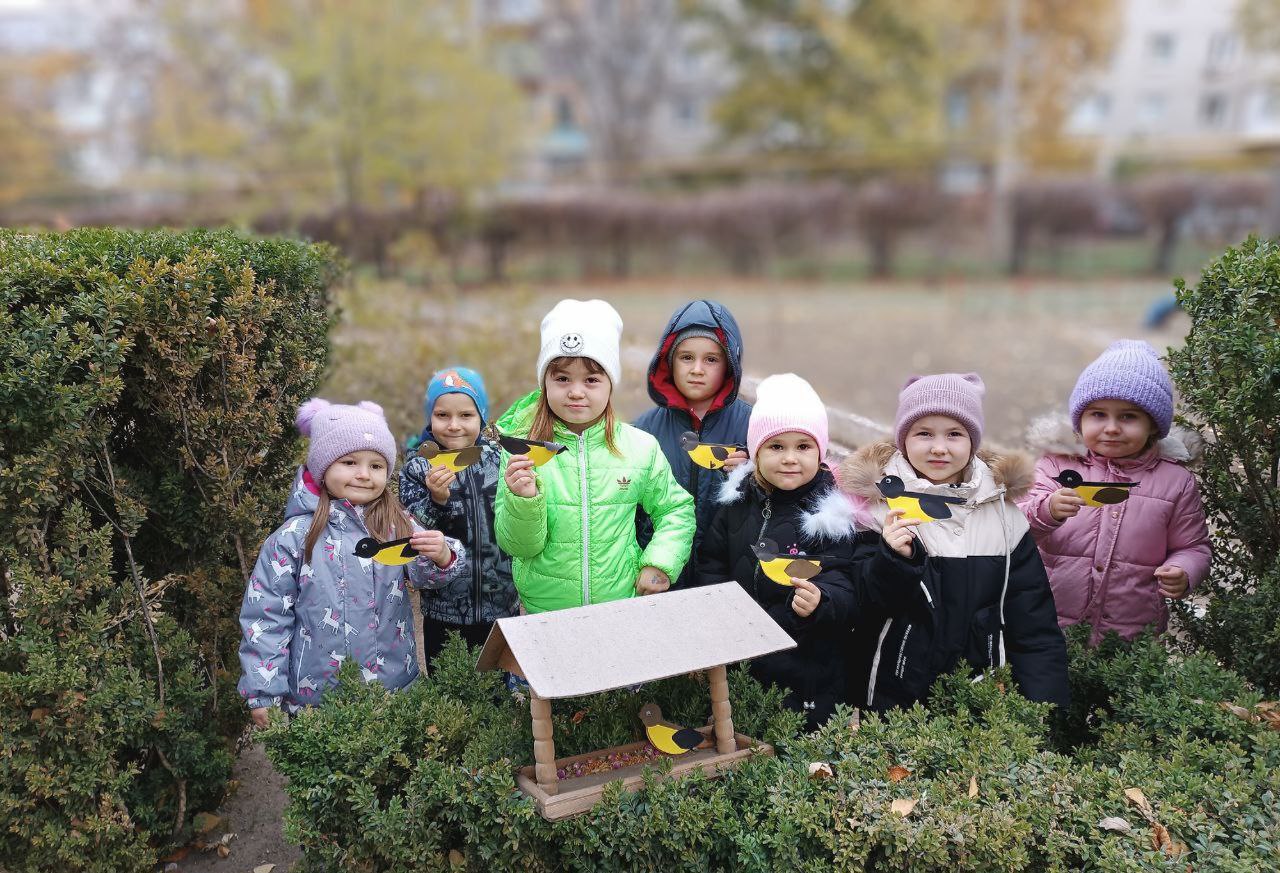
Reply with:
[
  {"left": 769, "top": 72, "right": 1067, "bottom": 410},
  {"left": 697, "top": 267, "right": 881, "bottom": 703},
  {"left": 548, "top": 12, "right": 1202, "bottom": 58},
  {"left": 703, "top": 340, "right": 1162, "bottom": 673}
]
[{"left": 296, "top": 398, "right": 397, "bottom": 484}]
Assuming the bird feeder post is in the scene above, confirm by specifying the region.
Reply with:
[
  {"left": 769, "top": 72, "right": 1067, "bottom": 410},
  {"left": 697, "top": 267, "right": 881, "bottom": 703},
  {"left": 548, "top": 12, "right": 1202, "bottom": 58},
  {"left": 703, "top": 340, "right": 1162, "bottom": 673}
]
[
  {"left": 530, "top": 691, "right": 558, "bottom": 795},
  {"left": 707, "top": 663, "right": 736, "bottom": 754}
]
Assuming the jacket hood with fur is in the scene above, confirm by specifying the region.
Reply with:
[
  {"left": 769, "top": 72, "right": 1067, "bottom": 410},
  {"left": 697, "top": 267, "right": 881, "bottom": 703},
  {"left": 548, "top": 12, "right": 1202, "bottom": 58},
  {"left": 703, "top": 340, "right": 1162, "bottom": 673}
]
[
  {"left": 839, "top": 441, "right": 1036, "bottom": 505},
  {"left": 716, "top": 461, "right": 859, "bottom": 542},
  {"left": 1024, "top": 412, "right": 1204, "bottom": 466}
]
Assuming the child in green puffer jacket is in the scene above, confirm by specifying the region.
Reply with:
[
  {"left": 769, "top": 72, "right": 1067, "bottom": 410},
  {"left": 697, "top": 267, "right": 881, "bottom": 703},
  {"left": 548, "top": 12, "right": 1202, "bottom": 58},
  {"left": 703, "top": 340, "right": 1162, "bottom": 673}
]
[{"left": 495, "top": 299, "right": 696, "bottom": 614}]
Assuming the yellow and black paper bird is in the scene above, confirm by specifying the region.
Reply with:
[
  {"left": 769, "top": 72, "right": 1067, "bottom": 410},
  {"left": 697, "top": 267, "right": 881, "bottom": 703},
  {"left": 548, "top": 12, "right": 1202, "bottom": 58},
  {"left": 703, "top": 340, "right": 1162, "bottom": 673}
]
[
  {"left": 487, "top": 428, "right": 567, "bottom": 467},
  {"left": 417, "top": 440, "right": 483, "bottom": 473},
  {"left": 750, "top": 538, "right": 826, "bottom": 586},
  {"left": 679, "top": 431, "right": 746, "bottom": 470},
  {"left": 1052, "top": 469, "right": 1139, "bottom": 507},
  {"left": 354, "top": 535, "right": 416, "bottom": 566},
  {"left": 639, "top": 702, "right": 707, "bottom": 755},
  {"left": 876, "top": 475, "right": 966, "bottom": 523}
]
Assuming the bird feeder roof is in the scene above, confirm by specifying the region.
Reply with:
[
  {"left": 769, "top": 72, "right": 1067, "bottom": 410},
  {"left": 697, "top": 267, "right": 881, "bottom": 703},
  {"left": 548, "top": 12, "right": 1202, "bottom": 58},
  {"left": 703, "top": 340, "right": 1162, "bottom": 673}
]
[{"left": 475, "top": 582, "right": 797, "bottom": 699}]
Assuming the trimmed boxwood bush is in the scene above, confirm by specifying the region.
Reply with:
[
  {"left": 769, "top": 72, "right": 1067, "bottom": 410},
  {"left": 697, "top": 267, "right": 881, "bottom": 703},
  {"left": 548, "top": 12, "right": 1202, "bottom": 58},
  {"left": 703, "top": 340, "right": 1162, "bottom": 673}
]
[
  {"left": 266, "top": 632, "right": 1280, "bottom": 872},
  {"left": 1167, "top": 235, "right": 1280, "bottom": 694},
  {"left": 0, "top": 228, "right": 341, "bottom": 870}
]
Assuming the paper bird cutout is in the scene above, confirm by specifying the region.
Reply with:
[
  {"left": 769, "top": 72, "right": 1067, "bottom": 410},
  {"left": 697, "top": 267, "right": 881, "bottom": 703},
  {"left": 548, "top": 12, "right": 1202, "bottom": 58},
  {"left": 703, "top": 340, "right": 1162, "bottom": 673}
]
[
  {"left": 353, "top": 535, "right": 416, "bottom": 566},
  {"left": 877, "top": 475, "right": 965, "bottom": 522},
  {"left": 679, "top": 431, "right": 745, "bottom": 470},
  {"left": 1052, "top": 469, "right": 1139, "bottom": 507},
  {"left": 639, "top": 702, "right": 706, "bottom": 755},
  {"left": 418, "top": 440, "right": 483, "bottom": 473}
]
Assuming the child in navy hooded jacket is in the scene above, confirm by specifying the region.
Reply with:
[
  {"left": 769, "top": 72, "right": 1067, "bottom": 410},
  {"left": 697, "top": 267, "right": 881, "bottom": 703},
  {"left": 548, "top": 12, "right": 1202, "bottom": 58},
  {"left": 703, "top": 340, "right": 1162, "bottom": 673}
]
[{"left": 635, "top": 300, "right": 752, "bottom": 587}]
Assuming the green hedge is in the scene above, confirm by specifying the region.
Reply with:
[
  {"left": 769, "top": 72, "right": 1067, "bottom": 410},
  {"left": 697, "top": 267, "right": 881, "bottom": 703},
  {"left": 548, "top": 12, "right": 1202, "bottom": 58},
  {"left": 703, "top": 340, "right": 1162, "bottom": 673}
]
[
  {"left": 265, "top": 631, "right": 1280, "bottom": 872},
  {"left": 1168, "top": 235, "right": 1280, "bottom": 694},
  {"left": 0, "top": 228, "right": 341, "bottom": 870}
]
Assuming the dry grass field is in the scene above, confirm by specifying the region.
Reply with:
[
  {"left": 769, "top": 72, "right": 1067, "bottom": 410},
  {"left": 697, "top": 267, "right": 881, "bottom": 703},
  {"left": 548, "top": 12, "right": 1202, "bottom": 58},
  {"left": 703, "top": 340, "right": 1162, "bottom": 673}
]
[{"left": 326, "top": 276, "right": 1188, "bottom": 450}]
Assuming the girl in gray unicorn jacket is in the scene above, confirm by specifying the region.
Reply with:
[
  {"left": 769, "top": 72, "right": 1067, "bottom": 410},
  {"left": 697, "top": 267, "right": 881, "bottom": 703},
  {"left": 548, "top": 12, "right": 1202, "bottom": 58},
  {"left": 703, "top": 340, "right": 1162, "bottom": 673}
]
[{"left": 237, "top": 398, "right": 467, "bottom": 726}]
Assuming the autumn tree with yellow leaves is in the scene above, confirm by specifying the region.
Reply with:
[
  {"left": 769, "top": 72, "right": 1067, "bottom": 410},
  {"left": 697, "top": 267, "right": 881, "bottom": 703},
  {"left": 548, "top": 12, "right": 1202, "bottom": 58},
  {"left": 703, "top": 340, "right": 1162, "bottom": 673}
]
[
  {"left": 700, "top": 0, "right": 1116, "bottom": 169},
  {"left": 144, "top": 0, "right": 523, "bottom": 218}
]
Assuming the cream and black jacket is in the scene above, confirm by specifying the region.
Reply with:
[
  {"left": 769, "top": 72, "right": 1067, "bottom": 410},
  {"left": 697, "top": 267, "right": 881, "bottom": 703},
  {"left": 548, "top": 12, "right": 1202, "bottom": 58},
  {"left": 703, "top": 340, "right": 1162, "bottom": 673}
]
[{"left": 841, "top": 443, "right": 1071, "bottom": 712}]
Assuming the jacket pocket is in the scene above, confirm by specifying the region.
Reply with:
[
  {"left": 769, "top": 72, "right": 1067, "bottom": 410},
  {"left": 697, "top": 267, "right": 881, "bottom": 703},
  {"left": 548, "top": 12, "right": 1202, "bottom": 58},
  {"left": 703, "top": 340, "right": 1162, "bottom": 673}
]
[
  {"left": 969, "top": 605, "right": 1003, "bottom": 668},
  {"left": 868, "top": 618, "right": 932, "bottom": 709}
]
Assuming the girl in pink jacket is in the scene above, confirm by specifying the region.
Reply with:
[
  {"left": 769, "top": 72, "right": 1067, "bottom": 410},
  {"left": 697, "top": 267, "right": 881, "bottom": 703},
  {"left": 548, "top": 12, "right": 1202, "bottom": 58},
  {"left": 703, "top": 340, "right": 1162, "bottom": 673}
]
[{"left": 1019, "top": 340, "right": 1211, "bottom": 644}]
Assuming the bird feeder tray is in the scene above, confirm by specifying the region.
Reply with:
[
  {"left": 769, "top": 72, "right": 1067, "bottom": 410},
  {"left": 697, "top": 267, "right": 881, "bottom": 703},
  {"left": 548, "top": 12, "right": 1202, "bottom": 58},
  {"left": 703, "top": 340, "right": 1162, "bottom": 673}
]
[
  {"left": 476, "top": 583, "right": 796, "bottom": 820},
  {"left": 515, "top": 728, "right": 770, "bottom": 821}
]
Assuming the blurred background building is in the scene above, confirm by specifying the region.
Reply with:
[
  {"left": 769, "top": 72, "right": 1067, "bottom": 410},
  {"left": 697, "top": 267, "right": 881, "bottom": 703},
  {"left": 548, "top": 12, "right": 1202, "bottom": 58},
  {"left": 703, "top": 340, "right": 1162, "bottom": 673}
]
[
  {"left": 2, "top": 0, "right": 1279, "bottom": 281},
  {"left": 1066, "top": 0, "right": 1280, "bottom": 169}
]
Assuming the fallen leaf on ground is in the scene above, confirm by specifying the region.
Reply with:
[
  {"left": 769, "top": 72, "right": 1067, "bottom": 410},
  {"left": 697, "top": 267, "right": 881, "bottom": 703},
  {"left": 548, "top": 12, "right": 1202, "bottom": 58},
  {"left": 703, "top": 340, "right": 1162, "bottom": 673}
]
[
  {"left": 890, "top": 797, "right": 918, "bottom": 817},
  {"left": 808, "top": 762, "right": 834, "bottom": 780},
  {"left": 449, "top": 849, "right": 465, "bottom": 866},
  {"left": 571, "top": 710, "right": 587, "bottom": 724},
  {"left": 887, "top": 765, "right": 910, "bottom": 783},
  {"left": 968, "top": 775, "right": 978, "bottom": 798},
  {"left": 192, "top": 812, "right": 221, "bottom": 835},
  {"left": 254, "top": 865, "right": 276, "bottom": 873},
  {"left": 1123, "top": 787, "right": 1154, "bottom": 821},
  {"left": 1098, "top": 816, "right": 1132, "bottom": 833},
  {"left": 1219, "top": 702, "right": 1253, "bottom": 722}
]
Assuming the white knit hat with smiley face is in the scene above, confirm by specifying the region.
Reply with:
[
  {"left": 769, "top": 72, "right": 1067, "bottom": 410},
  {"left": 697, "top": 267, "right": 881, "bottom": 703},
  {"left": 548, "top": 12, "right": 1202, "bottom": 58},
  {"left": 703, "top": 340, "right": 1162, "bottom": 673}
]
[{"left": 536, "top": 299, "right": 624, "bottom": 387}]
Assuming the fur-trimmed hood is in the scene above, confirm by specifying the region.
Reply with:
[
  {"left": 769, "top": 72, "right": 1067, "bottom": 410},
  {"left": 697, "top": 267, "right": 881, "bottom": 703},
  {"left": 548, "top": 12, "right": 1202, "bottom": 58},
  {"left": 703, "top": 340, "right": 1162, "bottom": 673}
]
[
  {"left": 839, "top": 441, "right": 1036, "bottom": 505},
  {"left": 716, "top": 461, "right": 859, "bottom": 541},
  {"left": 1024, "top": 412, "right": 1203, "bottom": 466}
]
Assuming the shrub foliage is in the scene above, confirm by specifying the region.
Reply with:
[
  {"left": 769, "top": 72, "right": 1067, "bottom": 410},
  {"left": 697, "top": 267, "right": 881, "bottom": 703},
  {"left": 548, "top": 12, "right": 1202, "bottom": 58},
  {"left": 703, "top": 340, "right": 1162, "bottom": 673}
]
[
  {"left": 266, "top": 633, "right": 1280, "bottom": 872},
  {"left": 1168, "top": 235, "right": 1280, "bottom": 693},
  {"left": 0, "top": 228, "right": 340, "bottom": 870}
]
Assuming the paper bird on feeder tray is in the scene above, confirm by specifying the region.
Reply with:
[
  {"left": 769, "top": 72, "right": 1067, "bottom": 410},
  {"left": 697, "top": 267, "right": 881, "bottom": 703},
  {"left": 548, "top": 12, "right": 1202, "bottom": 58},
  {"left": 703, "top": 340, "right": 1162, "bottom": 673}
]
[
  {"left": 639, "top": 702, "right": 707, "bottom": 755},
  {"left": 876, "top": 475, "right": 966, "bottom": 522},
  {"left": 417, "top": 440, "right": 483, "bottom": 473},
  {"left": 750, "top": 538, "right": 825, "bottom": 586},
  {"left": 679, "top": 431, "right": 745, "bottom": 471},
  {"left": 353, "top": 535, "right": 416, "bottom": 566},
  {"left": 486, "top": 426, "right": 567, "bottom": 467},
  {"left": 1051, "top": 469, "right": 1139, "bottom": 507}
]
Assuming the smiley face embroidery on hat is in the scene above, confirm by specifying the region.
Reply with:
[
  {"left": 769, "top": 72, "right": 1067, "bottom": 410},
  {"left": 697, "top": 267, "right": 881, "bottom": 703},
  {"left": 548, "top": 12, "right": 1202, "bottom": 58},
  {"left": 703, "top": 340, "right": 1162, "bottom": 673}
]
[{"left": 559, "top": 333, "right": 584, "bottom": 354}]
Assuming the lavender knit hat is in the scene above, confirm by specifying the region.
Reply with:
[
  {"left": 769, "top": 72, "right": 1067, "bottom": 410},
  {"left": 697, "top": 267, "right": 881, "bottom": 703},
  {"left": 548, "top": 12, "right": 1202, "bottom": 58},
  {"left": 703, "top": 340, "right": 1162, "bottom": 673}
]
[
  {"left": 296, "top": 398, "right": 397, "bottom": 483},
  {"left": 894, "top": 373, "right": 986, "bottom": 452},
  {"left": 1069, "top": 339, "right": 1173, "bottom": 437}
]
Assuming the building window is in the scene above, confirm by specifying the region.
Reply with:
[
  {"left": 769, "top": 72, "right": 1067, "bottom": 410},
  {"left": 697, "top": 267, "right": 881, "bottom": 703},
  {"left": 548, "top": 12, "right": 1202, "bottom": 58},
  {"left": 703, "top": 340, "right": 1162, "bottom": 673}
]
[
  {"left": 1068, "top": 92, "right": 1111, "bottom": 133},
  {"left": 1207, "top": 31, "right": 1239, "bottom": 68},
  {"left": 674, "top": 96, "right": 699, "bottom": 126},
  {"left": 554, "top": 95, "right": 576, "bottom": 130},
  {"left": 1200, "top": 93, "right": 1228, "bottom": 128},
  {"left": 1138, "top": 93, "right": 1167, "bottom": 125},
  {"left": 1148, "top": 32, "right": 1176, "bottom": 62},
  {"left": 945, "top": 88, "right": 970, "bottom": 130},
  {"left": 1257, "top": 86, "right": 1280, "bottom": 121}
]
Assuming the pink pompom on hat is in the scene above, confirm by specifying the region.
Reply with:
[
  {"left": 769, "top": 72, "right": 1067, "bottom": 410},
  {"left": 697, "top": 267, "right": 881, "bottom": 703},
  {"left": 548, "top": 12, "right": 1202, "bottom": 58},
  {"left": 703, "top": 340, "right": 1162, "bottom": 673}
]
[
  {"left": 747, "top": 373, "right": 829, "bottom": 461},
  {"left": 296, "top": 398, "right": 397, "bottom": 483},
  {"left": 894, "top": 373, "right": 986, "bottom": 452}
]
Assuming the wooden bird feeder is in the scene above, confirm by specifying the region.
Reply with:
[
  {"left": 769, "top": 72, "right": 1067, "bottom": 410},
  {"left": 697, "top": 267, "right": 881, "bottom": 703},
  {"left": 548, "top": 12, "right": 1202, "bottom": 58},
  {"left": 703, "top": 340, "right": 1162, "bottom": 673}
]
[{"left": 475, "top": 582, "right": 796, "bottom": 820}]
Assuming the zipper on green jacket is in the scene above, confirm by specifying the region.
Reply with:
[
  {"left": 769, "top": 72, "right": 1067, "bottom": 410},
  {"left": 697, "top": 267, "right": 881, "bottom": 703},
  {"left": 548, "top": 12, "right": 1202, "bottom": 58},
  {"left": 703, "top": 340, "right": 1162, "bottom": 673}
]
[{"left": 577, "top": 433, "right": 590, "bottom": 605}]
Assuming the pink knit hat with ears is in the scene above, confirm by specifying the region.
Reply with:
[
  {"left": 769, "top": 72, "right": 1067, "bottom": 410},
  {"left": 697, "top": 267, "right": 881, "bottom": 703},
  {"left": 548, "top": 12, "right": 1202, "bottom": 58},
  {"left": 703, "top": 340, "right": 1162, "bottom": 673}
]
[
  {"left": 296, "top": 398, "right": 397, "bottom": 483},
  {"left": 894, "top": 373, "right": 986, "bottom": 452}
]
